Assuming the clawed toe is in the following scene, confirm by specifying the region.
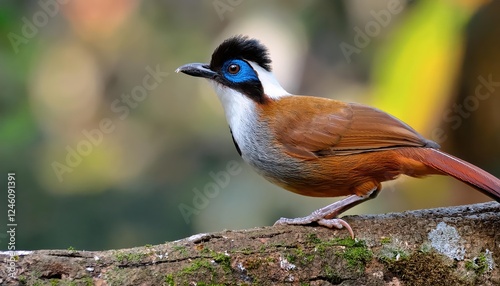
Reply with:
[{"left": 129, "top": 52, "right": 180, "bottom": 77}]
[
  {"left": 274, "top": 216, "right": 354, "bottom": 238},
  {"left": 273, "top": 196, "right": 366, "bottom": 238},
  {"left": 317, "top": 218, "right": 354, "bottom": 238}
]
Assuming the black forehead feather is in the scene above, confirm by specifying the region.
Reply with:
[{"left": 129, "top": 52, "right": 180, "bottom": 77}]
[{"left": 209, "top": 36, "right": 272, "bottom": 72}]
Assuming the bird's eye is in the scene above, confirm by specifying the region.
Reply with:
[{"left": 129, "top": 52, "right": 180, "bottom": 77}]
[{"left": 227, "top": 64, "right": 240, "bottom": 74}]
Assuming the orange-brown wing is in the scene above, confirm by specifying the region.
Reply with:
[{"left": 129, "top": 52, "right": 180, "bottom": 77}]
[{"left": 266, "top": 96, "right": 436, "bottom": 159}]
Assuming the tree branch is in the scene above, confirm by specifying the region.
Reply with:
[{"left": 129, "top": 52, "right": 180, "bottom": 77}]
[{"left": 1, "top": 202, "right": 499, "bottom": 285}]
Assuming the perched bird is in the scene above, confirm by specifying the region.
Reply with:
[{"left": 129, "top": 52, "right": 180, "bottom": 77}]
[{"left": 176, "top": 35, "right": 500, "bottom": 237}]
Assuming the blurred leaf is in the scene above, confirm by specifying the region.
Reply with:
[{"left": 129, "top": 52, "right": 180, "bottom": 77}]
[{"left": 371, "top": 0, "right": 472, "bottom": 134}]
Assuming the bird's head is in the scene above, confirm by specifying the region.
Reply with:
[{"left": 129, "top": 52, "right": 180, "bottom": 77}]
[{"left": 176, "top": 36, "right": 288, "bottom": 105}]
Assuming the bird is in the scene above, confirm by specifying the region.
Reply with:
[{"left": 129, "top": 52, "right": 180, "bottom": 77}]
[{"left": 176, "top": 35, "right": 500, "bottom": 238}]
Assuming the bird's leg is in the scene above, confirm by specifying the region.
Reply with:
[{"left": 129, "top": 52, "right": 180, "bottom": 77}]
[{"left": 274, "top": 187, "right": 380, "bottom": 238}]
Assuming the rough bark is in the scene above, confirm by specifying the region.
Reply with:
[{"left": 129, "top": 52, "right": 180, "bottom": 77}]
[{"left": 1, "top": 202, "right": 499, "bottom": 286}]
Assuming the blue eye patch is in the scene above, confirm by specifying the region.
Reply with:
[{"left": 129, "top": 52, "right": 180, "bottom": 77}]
[{"left": 221, "top": 59, "right": 259, "bottom": 83}]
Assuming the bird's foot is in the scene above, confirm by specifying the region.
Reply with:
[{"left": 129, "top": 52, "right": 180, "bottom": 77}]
[
  {"left": 272, "top": 195, "right": 372, "bottom": 239},
  {"left": 274, "top": 215, "right": 354, "bottom": 239}
]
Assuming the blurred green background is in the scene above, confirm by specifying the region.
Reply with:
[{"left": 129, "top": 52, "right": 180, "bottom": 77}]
[{"left": 1, "top": 0, "right": 499, "bottom": 251}]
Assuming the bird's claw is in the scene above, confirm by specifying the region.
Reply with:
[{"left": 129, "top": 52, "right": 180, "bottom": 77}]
[{"left": 274, "top": 216, "right": 354, "bottom": 239}]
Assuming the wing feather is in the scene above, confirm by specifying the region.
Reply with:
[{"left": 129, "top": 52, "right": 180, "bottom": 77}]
[{"left": 262, "top": 96, "right": 436, "bottom": 159}]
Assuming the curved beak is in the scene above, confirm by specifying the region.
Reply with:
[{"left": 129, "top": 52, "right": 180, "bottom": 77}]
[{"left": 175, "top": 63, "right": 217, "bottom": 79}]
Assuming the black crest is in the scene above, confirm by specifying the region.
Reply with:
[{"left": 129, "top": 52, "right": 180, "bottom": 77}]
[{"left": 209, "top": 36, "right": 272, "bottom": 72}]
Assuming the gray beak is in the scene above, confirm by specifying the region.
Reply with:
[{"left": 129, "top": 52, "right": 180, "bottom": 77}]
[{"left": 175, "top": 63, "right": 217, "bottom": 79}]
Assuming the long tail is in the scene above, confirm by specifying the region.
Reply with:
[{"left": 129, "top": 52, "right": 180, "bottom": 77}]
[{"left": 397, "top": 148, "right": 500, "bottom": 202}]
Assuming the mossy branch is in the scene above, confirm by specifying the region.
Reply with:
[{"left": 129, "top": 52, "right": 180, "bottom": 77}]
[{"left": 1, "top": 202, "right": 499, "bottom": 285}]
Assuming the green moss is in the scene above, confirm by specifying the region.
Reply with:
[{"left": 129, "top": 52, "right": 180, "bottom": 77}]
[
  {"left": 380, "top": 237, "right": 392, "bottom": 244},
  {"left": 476, "top": 252, "right": 491, "bottom": 274},
  {"left": 286, "top": 248, "right": 315, "bottom": 266},
  {"left": 465, "top": 260, "right": 476, "bottom": 271},
  {"left": 419, "top": 242, "right": 432, "bottom": 253},
  {"left": 314, "top": 237, "right": 361, "bottom": 253},
  {"left": 323, "top": 265, "right": 343, "bottom": 284},
  {"left": 306, "top": 233, "right": 322, "bottom": 244},
  {"left": 81, "top": 276, "right": 93, "bottom": 286},
  {"left": 333, "top": 237, "right": 361, "bottom": 247},
  {"left": 114, "top": 251, "right": 145, "bottom": 263},
  {"left": 164, "top": 274, "right": 175, "bottom": 286},
  {"left": 50, "top": 279, "right": 59, "bottom": 286},
  {"left": 176, "top": 257, "right": 232, "bottom": 283},
  {"left": 285, "top": 252, "right": 296, "bottom": 264},
  {"left": 18, "top": 275, "right": 27, "bottom": 283},
  {"left": 212, "top": 251, "right": 231, "bottom": 273},
  {"left": 341, "top": 243, "right": 373, "bottom": 269},
  {"left": 237, "top": 247, "right": 252, "bottom": 255},
  {"left": 266, "top": 257, "right": 276, "bottom": 263},
  {"left": 378, "top": 245, "right": 410, "bottom": 263},
  {"left": 381, "top": 251, "right": 466, "bottom": 286},
  {"left": 304, "top": 236, "right": 372, "bottom": 270},
  {"left": 180, "top": 255, "right": 230, "bottom": 277},
  {"left": 173, "top": 245, "right": 188, "bottom": 256},
  {"left": 245, "top": 257, "right": 262, "bottom": 270},
  {"left": 181, "top": 259, "right": 211, "bottom": 275},
  {"left": 306, "top": 236, "right": 372, "bottom": 270},
  {"left": 466, "top": 251, "right": 492, "bottom": 275}
]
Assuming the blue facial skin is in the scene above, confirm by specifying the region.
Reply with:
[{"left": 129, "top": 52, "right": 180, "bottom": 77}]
[{"left": 221, "top": 59, "right": 259, "bottom": 83}]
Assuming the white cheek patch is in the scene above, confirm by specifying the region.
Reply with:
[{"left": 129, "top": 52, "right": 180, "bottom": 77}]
[
  {"left": 205, "top": 62, "right": 290, "bottom": 151},
  {"left": 248, "top": 62, "right": 290, "bottom": 100}
]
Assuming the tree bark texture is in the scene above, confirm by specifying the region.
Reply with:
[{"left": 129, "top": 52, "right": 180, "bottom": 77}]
[{"left": 1, "top": 202, "right": 499, "bottom": 286}]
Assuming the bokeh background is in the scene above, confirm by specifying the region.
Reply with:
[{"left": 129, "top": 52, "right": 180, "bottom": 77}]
[{"left": 1, "top": 0, "right": 499, "bottom": 251}]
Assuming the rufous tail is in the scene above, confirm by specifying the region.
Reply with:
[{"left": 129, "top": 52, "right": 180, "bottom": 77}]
[{"left": 398, "top": 148, "right": 500, "bottom": 202}]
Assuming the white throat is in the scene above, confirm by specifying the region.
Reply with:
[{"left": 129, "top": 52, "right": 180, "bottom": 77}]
[
  {"left": 207, "top": 62, "right": 289, "bottom": 157},
  {"left": 209, "top": 81, "right": 253, "bottom": 126}
]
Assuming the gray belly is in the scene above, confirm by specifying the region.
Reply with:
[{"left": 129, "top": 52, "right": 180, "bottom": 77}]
[{"left": 236, "top": 128, "right": 305, "bottom": 185}]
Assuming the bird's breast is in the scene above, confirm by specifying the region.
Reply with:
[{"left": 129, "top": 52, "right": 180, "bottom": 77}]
[{"left": 228, "top": 109, "right": 305, "bottom": 185}]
